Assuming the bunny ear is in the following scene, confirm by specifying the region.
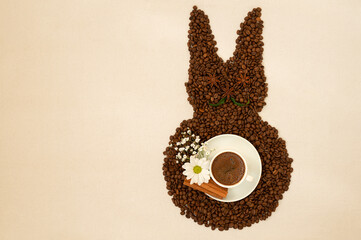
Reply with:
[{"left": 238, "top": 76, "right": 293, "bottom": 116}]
[
  {"left": 186, "top": 7, "right": 224, "bottom": 111},
  {"left": 233, "top": 8, "right": 264, "bottom": 63},
  {"left": 232, "top": 8, "right": 267, "bottom": 112},
  {"left": 188, "top": 6, "right": 223, "bottom": 75}
]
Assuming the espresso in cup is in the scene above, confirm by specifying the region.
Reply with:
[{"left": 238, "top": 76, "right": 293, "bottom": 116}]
[{"left": 211, "top": 152, "right": 245, "bottom": 186}]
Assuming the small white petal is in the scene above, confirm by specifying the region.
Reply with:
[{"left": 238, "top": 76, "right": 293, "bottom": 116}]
[
  {"left": 190, "top": 156, "right": 197, "bottom": 166},
  {"left": 190, "top": 174, "right": 197, "bottom": 184},
  {"left": 187, "top": 172, "right": 195, "bottom": 179},
  {"left": 203, "top": 173, "right": 210, "bottom": 183},
  {"left": 198, "top": 173, "right": 205, "bottom": 184},
  {"left": 182, "top": 162, "right": 190, "bottom": 169},
  {"left": 184, "top": 169, "right": 193, "bottom": 176},
  {"left": 201, "top": 160, "right": 210, "bottom": 170}
]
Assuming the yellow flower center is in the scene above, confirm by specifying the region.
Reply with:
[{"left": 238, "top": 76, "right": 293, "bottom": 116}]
[{"left": 193, "top": 165, "right": 202, "bottom": 174}]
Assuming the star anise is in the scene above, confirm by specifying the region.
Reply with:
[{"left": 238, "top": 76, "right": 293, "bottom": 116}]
[
  {"left": 235, "top": 72, "right": 250, "bottom": 89},
  {"left": 221, "top": 84, "right": 235, "bottom": 101},
  {"left": 204, "top": 73, "right": 220, "bottom": 88}
]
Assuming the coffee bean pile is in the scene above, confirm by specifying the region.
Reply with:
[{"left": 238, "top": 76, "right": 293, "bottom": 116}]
[{"left": 162, "top": 6, "right": 293, "bottom": 231}]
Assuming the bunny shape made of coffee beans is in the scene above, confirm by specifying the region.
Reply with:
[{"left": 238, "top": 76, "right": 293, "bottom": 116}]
[{"left": 163, "top": 6, "right": 293, "bottom": 231}]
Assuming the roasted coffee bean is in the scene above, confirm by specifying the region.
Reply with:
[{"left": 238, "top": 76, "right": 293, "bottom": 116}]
[{"left": 163, "top": 6, "right": 292, "bottom": 231}]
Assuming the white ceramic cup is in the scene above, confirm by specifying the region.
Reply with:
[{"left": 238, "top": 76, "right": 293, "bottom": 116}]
[{"left": 210, "top": 150, "right": 254, "bottom": 188}]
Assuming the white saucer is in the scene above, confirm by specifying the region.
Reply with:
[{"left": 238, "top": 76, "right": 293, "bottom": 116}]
[{"left": 205, "top": 134, "right": 262, "bottom": 202}]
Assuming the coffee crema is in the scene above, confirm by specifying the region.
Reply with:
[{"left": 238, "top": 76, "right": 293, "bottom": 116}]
[{"left": 211, "top": 152, "right": 245, "bottom": 186}]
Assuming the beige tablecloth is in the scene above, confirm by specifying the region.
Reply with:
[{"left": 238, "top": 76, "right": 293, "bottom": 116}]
[{"left": 1, "top": 0, "right": 361, "bottom": 239}]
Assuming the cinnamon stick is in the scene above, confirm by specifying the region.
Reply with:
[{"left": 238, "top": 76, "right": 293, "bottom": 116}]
[
  {"left": 183, "top": 179, "right": 228, "bottom": 199},
  {"left": 184, "top": 180, "right": 223, "bottom": 199},
  {"left": 204, "top": 179, "right": 228, "bottom": 196}
]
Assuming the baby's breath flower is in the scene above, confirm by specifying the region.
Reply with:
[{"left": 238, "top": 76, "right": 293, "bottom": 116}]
[{"left": 172, "top": 133, "right": 209, "bottom": 164}]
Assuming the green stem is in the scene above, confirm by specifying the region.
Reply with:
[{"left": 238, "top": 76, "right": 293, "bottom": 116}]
[
  {"left": 231, "top": 97, "right": 250, "bottom": 107},
  {"left": 208, "top": 97, "right": 226, "bottom": 107}
]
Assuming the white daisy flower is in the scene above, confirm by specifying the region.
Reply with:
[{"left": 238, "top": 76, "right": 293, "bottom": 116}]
[
  {"left": 192, "top": 151, "right": 197, "bottom": 155},
  {"left": 194, "top": 145, "right": 199, "bottom": 150},
  {"left": 176, "top": 142, "right": 181, "bottom": 146},
  {"left": 195, "top": 137, "right": 200, "bottom": 143},
  {"left": 185, "top": 146, "right": 190, "bottom": 151},
  {"left": 182, "top": 156, "right": 210, "bottom": 185},
  {"left": 179, "top": 147, "right": 185, "bottom": 152},
  {"left": 174, "top": 147, "right": 178, "bottom": 150},
  {"left": 181, "top": 138, "right": 186, "bottom": 144},
  {"left": 191, "top": 143, "right": 195, "bottom": 148},
  {"left": 187, "top": 130, "right": 191, "bottom": 134},
  {"left": 192, "top": 134, "right": 195, "bottom": 137}
]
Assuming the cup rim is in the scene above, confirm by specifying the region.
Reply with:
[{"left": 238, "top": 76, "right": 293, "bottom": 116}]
[{"left": 210, "top": 149, "right": 248, "bottom": 189}]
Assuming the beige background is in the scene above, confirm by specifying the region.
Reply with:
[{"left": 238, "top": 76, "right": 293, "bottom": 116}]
[{"left": 1, "top": 0, "right": 361, "bottom": 239}]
